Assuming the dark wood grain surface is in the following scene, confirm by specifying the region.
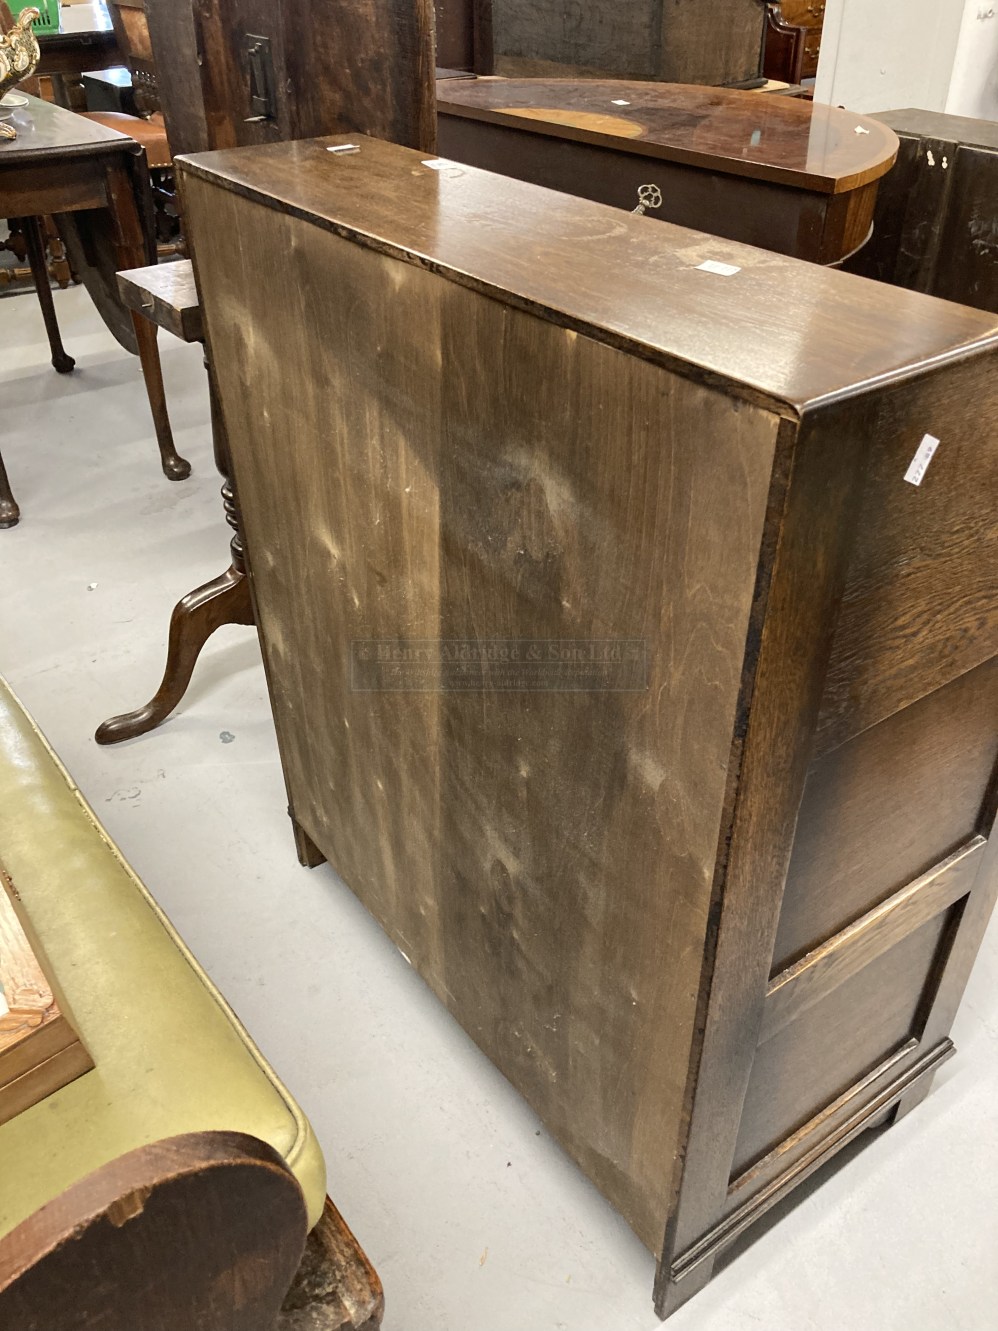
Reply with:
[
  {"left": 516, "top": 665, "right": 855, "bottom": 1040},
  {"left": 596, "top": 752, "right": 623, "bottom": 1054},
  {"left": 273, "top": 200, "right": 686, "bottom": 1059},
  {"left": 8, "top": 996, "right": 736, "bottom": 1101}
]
[
  {"left": 181, "top": 135, "right": 998, "bottom": 1319},
  {"left": 487, "top": 0, "right": 768, "bottom": 86},
  {"left": 185, "top": 0, "right": 435, "bottom": 154},
  {"left": 437, "top": 78, "right": 898, "bottom": 193},
  {"left": 0, "top": 90, "right": 132, "bottom": 159},
  {"left": 183, "top": 161, "right": 781, "bottom": 1244},
  {"left": 0, "top": 1132, "right": 308, "bottom": 1329},
  {"left": 177, "top": 134, "right": 998, "bottom": 414},
  {"left": 117, "top": 260, "right": 203, "bottom": 342}
]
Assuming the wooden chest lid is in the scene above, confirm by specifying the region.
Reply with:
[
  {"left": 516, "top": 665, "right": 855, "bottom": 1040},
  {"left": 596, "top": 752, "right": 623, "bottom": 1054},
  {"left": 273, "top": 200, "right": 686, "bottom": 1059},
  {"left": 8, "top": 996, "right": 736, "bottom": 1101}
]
[
  {"left": 178, "top": 134, "right": 998, "bottom": 415},
  {"left": 436, "top": 78, "right": 899, "bottom": 195}
]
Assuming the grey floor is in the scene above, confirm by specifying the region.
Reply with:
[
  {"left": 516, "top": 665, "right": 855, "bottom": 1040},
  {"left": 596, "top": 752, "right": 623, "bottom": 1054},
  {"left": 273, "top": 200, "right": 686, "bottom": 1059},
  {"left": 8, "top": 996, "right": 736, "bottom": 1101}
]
[{"left": 2, "top": 285, "right": 996, "bottom": 1331}]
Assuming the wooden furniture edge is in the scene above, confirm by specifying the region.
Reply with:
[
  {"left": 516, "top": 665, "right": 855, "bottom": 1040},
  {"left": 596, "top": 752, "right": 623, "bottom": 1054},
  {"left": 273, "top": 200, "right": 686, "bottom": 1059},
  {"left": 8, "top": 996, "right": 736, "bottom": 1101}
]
[
  {"left": 175, "top": 149, "right": 998, "bottom": 420},
  {"left": 670, "top": 1038, "right": 954, "bottom": 1282},
  {"left": 0, "top": 1130, "right": 308, "bottom": 1328},
  {"left": 761, "top": 837, "right": 986, "bottom": 1041},
  {"left": 654, "top": 397, "right": 875, "bottom": 1316},
  {"left": 434, "top": 91, "right": 900, "bottom": 196}
]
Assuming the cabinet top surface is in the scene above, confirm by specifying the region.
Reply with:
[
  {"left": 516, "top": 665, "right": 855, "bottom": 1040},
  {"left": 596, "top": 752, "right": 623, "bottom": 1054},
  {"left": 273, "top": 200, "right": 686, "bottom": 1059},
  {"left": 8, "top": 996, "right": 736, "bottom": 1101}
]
[
  {"left": 872, "top": 107, "right": 998, "bottom": 152},
  {"left": 179, "top": 135, "right": 998, "bottom": 414},
  {"left": 436, "top": 78, "right": 899, "bottom": 194}
]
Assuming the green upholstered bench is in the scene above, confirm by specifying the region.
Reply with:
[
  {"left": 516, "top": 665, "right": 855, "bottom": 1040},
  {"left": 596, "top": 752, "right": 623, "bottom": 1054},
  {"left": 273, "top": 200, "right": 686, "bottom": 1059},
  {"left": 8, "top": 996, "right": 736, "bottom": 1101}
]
[{"left": 0, "top": 677, "right": 383, "bottom": 1330}]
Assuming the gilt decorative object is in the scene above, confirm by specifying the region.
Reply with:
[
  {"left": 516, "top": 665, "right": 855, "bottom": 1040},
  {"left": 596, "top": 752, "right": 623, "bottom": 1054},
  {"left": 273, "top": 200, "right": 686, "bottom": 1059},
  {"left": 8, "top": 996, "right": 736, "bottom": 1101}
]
[{"left": 0, "top": 7, "right": 40, "bottom": 141}]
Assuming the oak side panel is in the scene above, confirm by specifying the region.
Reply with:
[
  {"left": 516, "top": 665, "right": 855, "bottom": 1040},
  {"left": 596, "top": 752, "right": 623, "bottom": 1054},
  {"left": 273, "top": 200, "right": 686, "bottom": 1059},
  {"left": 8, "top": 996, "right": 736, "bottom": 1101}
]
[
  {"left": 775, "top": 659, "right": 998, "bottom": 969},
  {"left": 815, "top": 354, "right": 998, "bottom": 754},
  {"left": 732, "top": 907, "right": 954, "bottom": 1175},
  {"left": 185, "top": 173, "right": 780, "bottom": 1247}
]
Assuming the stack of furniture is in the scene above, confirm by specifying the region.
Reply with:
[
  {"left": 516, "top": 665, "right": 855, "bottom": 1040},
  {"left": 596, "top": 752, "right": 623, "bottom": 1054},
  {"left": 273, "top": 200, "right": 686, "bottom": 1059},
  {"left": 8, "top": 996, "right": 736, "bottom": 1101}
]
[
  {"left": 0, "top": 676, "right": 383, "bottom": 1329},
  {"left": 178, "top": 132, "right": 998, "bottom": 1319},
  {"left": 776, "top": 0, "right": 825, "bottom": 79}
]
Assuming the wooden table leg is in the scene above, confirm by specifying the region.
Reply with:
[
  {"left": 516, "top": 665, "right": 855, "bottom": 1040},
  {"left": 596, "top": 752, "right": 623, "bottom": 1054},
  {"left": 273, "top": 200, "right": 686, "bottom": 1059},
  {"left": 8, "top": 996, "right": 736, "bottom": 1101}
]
[
  {"left": 21, "top": 215, "right": 75, "bottom": 374},
  {"left": 104, "top": 155, "right": 191, "bottom": 481},
  {"left": 0, "top": 447, "right": 20, "bottom": 529},
  {"left": 130, "top": 312, "right": 192, "bottom": 480},
  {"left": 95, "top": 353, "right": 254, "bottom": 744}
]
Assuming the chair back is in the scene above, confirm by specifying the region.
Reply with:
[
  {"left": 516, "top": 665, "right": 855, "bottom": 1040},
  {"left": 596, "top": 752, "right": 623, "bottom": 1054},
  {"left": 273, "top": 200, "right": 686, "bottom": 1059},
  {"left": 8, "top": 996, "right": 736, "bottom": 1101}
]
[{"left": 105, "top": 0, "right": 160, "bottom": 116}]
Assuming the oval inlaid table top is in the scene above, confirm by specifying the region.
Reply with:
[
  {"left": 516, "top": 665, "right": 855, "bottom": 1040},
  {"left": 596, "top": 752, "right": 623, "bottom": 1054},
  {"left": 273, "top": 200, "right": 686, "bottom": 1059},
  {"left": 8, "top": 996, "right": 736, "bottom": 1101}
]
[{"left": 436, "top": 78, "right": 899, "bottom": 195}]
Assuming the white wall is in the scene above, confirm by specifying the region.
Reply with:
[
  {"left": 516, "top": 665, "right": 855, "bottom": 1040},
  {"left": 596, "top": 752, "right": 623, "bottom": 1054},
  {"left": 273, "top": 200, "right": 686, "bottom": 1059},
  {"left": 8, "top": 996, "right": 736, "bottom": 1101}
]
[
  {"left": 947, "top": 2, "right": 998, "bottom": 118},
  {"left": 816, "top": 0, "right": 966, "bottom": 113}
]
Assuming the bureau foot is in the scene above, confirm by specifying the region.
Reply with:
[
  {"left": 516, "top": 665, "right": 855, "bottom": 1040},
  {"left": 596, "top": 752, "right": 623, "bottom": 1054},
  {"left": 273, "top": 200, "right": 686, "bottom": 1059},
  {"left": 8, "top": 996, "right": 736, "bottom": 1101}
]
[
  {"left": 291, "top": 817, "right": 327, "bottom": 869},
  {"left": 654, "top": 1256, "right": 714, "bottom": 1321},
  {"left": 95, "top": 564, "right": 254, "bottom": 744},
  {"left": 0, "top": 450, "right": 19, "bottom": 528},
  {"left": 889, "top": 1068, "right": 938, "bottom": 1126}
]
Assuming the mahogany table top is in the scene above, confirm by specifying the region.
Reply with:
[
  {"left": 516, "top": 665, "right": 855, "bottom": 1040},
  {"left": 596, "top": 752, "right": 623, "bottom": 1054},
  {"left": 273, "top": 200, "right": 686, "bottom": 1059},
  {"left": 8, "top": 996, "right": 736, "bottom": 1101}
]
[{"left": 436, "top": 78, "right": 899, "bottom": 195}]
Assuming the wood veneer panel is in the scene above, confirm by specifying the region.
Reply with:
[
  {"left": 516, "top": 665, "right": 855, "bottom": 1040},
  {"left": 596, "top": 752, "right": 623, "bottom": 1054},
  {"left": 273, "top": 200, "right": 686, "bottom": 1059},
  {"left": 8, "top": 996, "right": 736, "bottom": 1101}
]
[
  {"left": 183, "top": 172, "right": 779, "bottom": 1246},
  {"left": 732, "top": 909, "right": 953, "bottom": 1176},
  {"left": 816, "top": 357, "right": 998, "bottom": 753},
  {"left": 776, "top": 659, "right": 998, "bottom": 970},
  {"left": 489, "top": 0, "right": 767, "bottom": 87}
]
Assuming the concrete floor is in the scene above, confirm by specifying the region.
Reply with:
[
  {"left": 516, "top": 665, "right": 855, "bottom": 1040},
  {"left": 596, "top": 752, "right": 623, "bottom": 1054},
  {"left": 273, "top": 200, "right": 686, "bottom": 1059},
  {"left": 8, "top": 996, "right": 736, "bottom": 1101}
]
[{"left": 1, "top": 284, "right": 996, "bottom": 1331}]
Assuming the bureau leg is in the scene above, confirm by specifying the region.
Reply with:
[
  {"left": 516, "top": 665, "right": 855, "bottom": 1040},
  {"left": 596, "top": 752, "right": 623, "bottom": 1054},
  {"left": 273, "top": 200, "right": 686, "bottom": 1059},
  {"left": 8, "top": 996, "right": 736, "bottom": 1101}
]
[
  {"left": 22, "top": 216, "right": 75, "bottom": 374},
  {"left": 889, "top": 1069, "right": 938, "bottom": 1126},
  {"left": 291, "top": 816, "right": 327, "bottom": 870},
  {"left": 654, "top": 1258, "right": 715, "bottom": 1321},
  {"left": 0, "top": 447, "right": 19, "bottom": 528}
]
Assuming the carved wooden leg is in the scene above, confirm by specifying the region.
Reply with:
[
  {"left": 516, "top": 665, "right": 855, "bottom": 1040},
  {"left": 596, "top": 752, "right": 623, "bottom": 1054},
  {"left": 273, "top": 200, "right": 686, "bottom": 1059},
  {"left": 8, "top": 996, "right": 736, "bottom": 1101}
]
[
  {"left": 103, "top": 153, "right": 191, "bottom": 481},
  {"left": 22, "top": 216, "right": 75, "bottom": 374},
  {"left": 131, "top": 313, "right": 192, "bottom": 481},
  {"left": 96, "top": 349, "right": 254, "bottom": 744},
  {"left": 0, "top": 447, "right": 20, "bottom": 529},
  {"left": 95, "top": 564, "right": 253, "bottom": 744}
]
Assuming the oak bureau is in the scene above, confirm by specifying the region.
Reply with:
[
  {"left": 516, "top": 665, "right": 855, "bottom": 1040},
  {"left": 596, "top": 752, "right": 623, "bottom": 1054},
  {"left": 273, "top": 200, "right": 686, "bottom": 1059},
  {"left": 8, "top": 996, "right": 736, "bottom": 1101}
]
[{"left": 178, "top": 136, "right": 998, "bottom": 1317}]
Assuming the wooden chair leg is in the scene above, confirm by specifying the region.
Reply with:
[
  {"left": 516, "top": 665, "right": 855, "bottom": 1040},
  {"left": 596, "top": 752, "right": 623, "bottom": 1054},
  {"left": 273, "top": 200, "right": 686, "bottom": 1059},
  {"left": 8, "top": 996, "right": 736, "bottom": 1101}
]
[
  {"left": 129, "top": 312, "right": 192, "bottom": 481},
  {"left": 95, "top": 563, "right": 253, "bottom": 744},
  {"left": 0, "top": 447, "right": 20, "bottom": 529},
  {"left": 21, "top": 215, "right": 75, "bottom": 374}
]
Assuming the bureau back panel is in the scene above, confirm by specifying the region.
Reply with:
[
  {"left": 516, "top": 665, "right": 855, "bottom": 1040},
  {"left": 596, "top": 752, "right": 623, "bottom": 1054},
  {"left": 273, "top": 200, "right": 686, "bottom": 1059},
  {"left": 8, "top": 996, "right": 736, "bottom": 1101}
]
[{"left": 184, "top": 174, "right": 780, "bottom": 1247}]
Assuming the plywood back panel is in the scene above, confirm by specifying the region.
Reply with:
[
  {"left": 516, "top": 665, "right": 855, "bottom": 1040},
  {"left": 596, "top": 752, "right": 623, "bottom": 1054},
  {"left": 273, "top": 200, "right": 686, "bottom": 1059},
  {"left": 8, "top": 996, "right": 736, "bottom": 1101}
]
[{"left": 184, "top": 172, "right": 780, "bottom": 1247}]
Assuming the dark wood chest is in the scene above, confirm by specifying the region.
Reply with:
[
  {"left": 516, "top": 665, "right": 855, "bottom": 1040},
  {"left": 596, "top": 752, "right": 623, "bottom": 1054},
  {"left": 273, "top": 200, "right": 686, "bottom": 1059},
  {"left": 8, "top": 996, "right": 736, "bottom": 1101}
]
[{"left": 179, "top": 136, "right": 998, "bottom": 1318}]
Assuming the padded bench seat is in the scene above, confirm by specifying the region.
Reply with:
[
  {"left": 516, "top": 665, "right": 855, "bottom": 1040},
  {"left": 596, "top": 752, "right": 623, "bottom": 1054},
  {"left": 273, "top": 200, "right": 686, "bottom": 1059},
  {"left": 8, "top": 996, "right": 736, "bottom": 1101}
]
[{"left": 0, "top": 675, "right": 326, "bottom": 1236}]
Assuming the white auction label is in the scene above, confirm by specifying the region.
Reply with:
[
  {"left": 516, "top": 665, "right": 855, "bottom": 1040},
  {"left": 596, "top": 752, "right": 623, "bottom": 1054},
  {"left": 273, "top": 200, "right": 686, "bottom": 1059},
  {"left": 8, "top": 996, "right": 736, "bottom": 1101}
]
[
  {"left": 611, "top": 99, "right": 631, "bottom": 106},
  {"left": 696, "top": 260, "right": 741, "bottom": 277},
  {"left": 422, "top": 158, "right": 461, "bottom": 171},
  {"left": 904, "top": 434, "right": 940, "bottom": 486}
]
